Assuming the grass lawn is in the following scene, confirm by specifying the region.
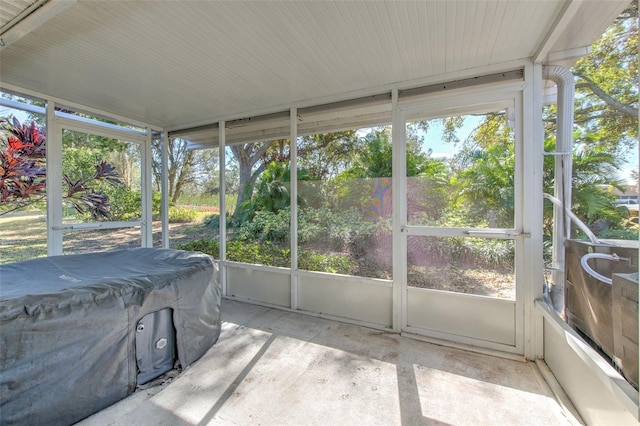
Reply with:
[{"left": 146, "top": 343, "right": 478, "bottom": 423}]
[
  {"left": 0, "top": 212, "right": 47, "bottom": 264},
  {"left": 0, "top": 211, "right": 216, "bottom": 265}
]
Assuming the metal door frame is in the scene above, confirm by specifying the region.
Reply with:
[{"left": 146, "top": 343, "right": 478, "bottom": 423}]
[{"left": 391, "top": 82, "right": 527, "bottom": 354}]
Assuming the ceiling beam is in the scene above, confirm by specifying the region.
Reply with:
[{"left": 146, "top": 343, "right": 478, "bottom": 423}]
[
  {"left": 0, "top": 0, "right": 75, "bottom": 51},
  {"left": 534, "top": 0, "right": 582, "bottom": 63}
]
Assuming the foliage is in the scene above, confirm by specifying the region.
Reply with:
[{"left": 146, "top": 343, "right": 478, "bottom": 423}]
[
  {"left": 151, "top": 192, "right": 163, "bottom": 219},
  {"left": 547, "top": 0, "right": 638, "bottom": 239},
  {"left": 542, "top": 136, "right": 628, "bottom": 237},
  {"left": 450, "top": 114, "right": 515, "bottom": 227},
  {"left": 226, "top": 240, "right": 291, "bottom": 266},
  {"left": 234, "top": 207, "right": 291, "bottom": 244},
  {"left": 63, "top": 160, "right": 122, "bottom": 219},
  {"left": 151, "top": 138, "right": 193, "bottom": 204},
  {"left": 235, "top": 161, "right": 292, "bottom": 223},
  {"left": 176, "top": 238, "right": 290, "bottom": 266},
  {"left": 230, "top": 131, "right": 367, "bottom": 222},
  {"left": 297, "top": 206, "right": 381, "bottom": 254},
  {"left": 342, "top": 129, "right": 394, "bottom": 178},
  {"left": 341, "top": 128, "right": 434, "bottom": 180},
  {"left": 596, "top": 225, "right": 638, "bottom": 240},
  {"left": 204, "top": 213, "right": 221, "bottom": 230},
  {"left": 151, "top": 139, "right": 219, "bottom": 204},
  {"left": 72, "top": 189, "right": 161, "bottom": 222},
  {"left": 571, "top": 0, "right": 638, "bottom": 156},
  {"left": 168, "top": 206, "right": 200, "bottom": 223},
  {"left": 334, "top": 128, "right": 447, "bottom": 215},
  {"left": 1, "top": 118, "right": 123, "bottom": 218},
  {"left": 298, "top": 250, "right": 356, "bottom": 275},
  {"left": 175, "top": 237, "right": 355, "bottom": 274},
  {"left": 408, "top": 236, "right": 514, "bottom": 269},
  {"left": 297, "top": 130, "right": 360, "bottom": 180},
  {"left": 229, "top": 139, "right": 290, "bottom": 220},
  {"left": 463, "top": 238, "right": 514, "bottom": 268},
  {"left": 0, "top": 118, "right": 46, "bottom": 210},
  {"left": 230, "top": 203, "right": 390, "bottom": 276},
  {"left": 175, "top": 238, "right": 220, "bottom": 259}
]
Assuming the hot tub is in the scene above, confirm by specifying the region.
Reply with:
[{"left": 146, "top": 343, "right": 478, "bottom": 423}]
[{"left": 0, "top": 248, "right": 221, "bottom": 425}]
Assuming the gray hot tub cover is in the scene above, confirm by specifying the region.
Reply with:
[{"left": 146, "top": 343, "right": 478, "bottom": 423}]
[{"left": 0, "top": 248, "right": 221, "bottom": 425}]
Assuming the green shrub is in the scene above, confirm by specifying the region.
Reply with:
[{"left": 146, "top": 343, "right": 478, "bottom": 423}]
[
  {"left": 175, "top": 238, "right": 357, "bottom": 272},
  {"left": 168, "top": 207, "right": 199, "bottom": 223},
  {"left": 596, "top": 227, "right": 638, "bottom": 241},
  {"left": 226, "top": 240, "right": 290, "bottom": 266},
  {"left": 298, "top": 250, "right": 355, "bottom": 275},
  {"left": 234, "top": 208, "right": 290, "bottom": 244},
  {"left": 232, "top": 206, "right": 381, "bottom": 259},
  {"left": 297, "top": 207, "right": 381, "bottom": 257},
  {"left": 204, "top": 213, "right": 221, "bottom": 230},
  {"left": 84, "top": 188, "right": 162, "bottom": 222},
  {"left": 103, "top": 186, "right": 142, "bottom": 221},
  {"left": 151, "top": 192, "right": 162, "bottom": 219},
  {"left": 463, "top": 238, "right": 514, "bottom": 268},
  {"left": 175, "top": 238, "right": 219, "bottom": 258}
]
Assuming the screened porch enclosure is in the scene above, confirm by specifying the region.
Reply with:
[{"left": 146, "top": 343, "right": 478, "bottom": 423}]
[
  {"left": 168, "top": 75, "right": 529, "bottom": 357},
  {"left": 1, "top": 1, "right": 637, "bottom": 425}
]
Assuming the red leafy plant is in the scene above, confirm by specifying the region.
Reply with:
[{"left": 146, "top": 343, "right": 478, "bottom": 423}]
[{"left": 1, "top": 117, "right": 122, "bottom": 219}]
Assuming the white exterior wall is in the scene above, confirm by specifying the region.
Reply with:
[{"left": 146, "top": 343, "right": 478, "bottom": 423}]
[{"left": 538, "top": 301, "right": 638, "bottom": 424}]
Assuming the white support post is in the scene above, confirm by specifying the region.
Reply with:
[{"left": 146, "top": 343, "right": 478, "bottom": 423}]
[
  {"left": 290, "top": 108, "right": 298, "bottom": 310},
  {"left": 391, "top": 89, "right": 405, "bottom": 332},
  {"left": 218, "top": 122, "right": 227, "bottom": 296},
  {"left": 46, "top": 101, "right": 63, "bottom": 256},
  {"left": 161, "top": 132, "right": 170, "bottom": 249},
  {"left": 141, "top": 128, "right": 153, "bottom": 247},
  {"left": 523, "top": 62, "right": 545, "bottom": 360}
]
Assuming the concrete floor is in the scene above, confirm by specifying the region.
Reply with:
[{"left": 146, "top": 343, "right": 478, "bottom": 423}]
[{"left": 80, "top": 299, "right": 580, "bottom": 426}]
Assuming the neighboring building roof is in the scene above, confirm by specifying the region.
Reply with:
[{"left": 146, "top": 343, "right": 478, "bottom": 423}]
[{"left": 601, "top": 185, "right": 640, "bottom": 197}]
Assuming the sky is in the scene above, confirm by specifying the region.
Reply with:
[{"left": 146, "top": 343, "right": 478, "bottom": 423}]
[
  {"left": 421, "top": 115, "right": 482, "bottom": 159},
  {"left": 420, "top": 115, "right": 637, "bottom": 186}
]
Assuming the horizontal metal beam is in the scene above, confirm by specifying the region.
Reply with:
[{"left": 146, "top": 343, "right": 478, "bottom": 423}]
[{"left": 399, "top": 70, "right": 524, "bottom": 99}]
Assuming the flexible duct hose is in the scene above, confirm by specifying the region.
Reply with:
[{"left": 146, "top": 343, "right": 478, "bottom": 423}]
[{"left": 580, "top": 253, "right": 628, "bottom": 285}]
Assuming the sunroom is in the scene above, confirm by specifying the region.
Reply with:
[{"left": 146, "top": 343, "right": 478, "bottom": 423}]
[{"left": 0, "top": 1, "right": 638, "bottom": 425}]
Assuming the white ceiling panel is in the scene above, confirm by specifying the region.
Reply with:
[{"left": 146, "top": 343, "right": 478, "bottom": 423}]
[
  {"left": 0, "top": 0, "right": 629, "bottom": 131},
  {"left": 0, "top": 0, "right": 42, "bottom": 29}
]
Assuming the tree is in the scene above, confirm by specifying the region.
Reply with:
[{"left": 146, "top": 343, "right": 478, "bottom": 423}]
[
  {"left": 151, "top": 138, "right": 196, "bottom": 204},
  {"left": 571, "top": 0, "right": 638, "bottom": 158},
  {"left": 295, "top": 131, "right": 362, "bottom": 209},
  {"left": 455, "top": 2, "right": 640, "bottom": 238},
  {"left": 234, "top": 161, "right": 311, "bottom": 224},
  {"left": 542, "top": 136, "right": 627, "bottom": 237},
  {"left": 450, "top": 114, "right": 515, "bottom": 227},
  {"left": 449, "top": 108, "right": 627, "bottom": 235},
  {"left": 343, "top": 128, "right": 435, "bottom": 179},
  {"left": 550, "top": 0, "right": 637, "bottom": 237},
  {"left": 0, "top": 118, "right": 122, "bottom": 218},
  {"left": 340, "top": 129, "right": 391, "bottom": 179},
  {"left": 296, "top": 131, "right": 360, "bottom": 180},
  {"left": 330, "top": 128, "right": 451, "bottom": 220},
  {"left": 542, "top": 0, "right": 638, "bottom": 193},
  {"left": 229, "top": 132, "right": 358, "bottom": 222},
  {"left": 229, "top": 140, "right": 286, "bottom": 220},
  {"left": 151, "top": 138, "right": 220, "bottom": 205}
]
